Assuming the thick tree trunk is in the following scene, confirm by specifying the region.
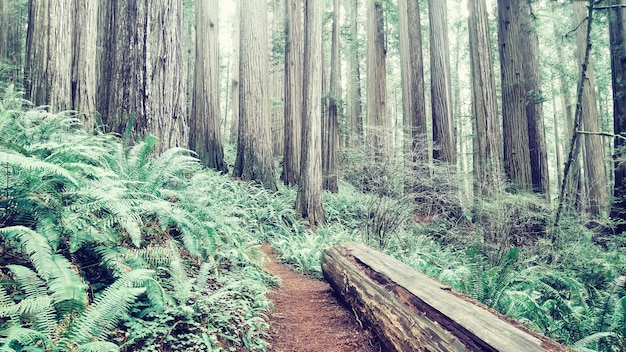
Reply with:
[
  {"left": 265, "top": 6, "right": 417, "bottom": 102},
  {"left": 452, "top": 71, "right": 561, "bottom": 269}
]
[
  {"left": 429, "top": 0, "right": 456, "bottom": 164},
  {"left": 0, "top": 0, "right": 7, "bottom": 62},
  {"left": 25, "top": 0, "right": 73, "bottom": 112},
  {"left": 398, "top": 0, "right": 427, "bottom": 160},
  {"left": 282, "top": 0, "right": 303, "bottom": 186},
  {"left": 271, "top": 0, "right": 285, "bottom": 157},
  {"left": 366, "top": 0, "right": 388, "bottom": 163},
  {"left": 609, "top": 0, "right": 626, "bottom": 229},
  {"left": 574, "top": 0, "right": 608, "bottom": 217},
  {"left": 346, "top": 0, "right": 363, "bottom": 147},
  {"left": 234, "top": 0, "right": 277, "bottom": 191},
  {"left": 99, "top": 0, "right": 188, "bottom": 153},
  {"left": 296, "top": 0, "right": 325, "bottom": 226},
  {"left": 497, "top": 0, "right": 533, "bottom": 191},
  {"left": 189, "top": 0, "right": 226, "bottom": 172},
  {"left": 521, "top": 0, "right": 550, "bottom": 199},
  {"left": 468, "top": 0, "right": 502, "bottom": 196},
  {"left": 322, "top": 243, "right": 573, "bottom": 352},
  {"left": 72, "top": 0, "right": 98, "bottom": 130},
  {"left": 323, "top": 0, "right": 340, "bottom": 193}
]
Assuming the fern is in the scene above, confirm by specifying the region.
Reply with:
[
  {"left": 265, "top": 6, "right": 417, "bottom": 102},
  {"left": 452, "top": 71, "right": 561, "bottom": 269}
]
[{"left": 0, "top": 327, "right": 52, "bottom": 351}]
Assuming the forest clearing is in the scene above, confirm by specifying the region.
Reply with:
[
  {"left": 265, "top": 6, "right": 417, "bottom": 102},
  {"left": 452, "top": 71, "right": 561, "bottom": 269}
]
[{"left": 1, "top": 0, "right": 625, "bottom": 351}]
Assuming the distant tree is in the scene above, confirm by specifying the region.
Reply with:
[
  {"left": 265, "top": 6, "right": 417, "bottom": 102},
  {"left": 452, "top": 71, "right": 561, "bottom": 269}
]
[
  {"left": 366, "top": 0, "right": 388, "bottom": 162},
  {"left": 609, "top": 0, "right": 626, "bottom": 228},
  {"left": 0, "top": 0, "right": 7, "bottom": 65},
  {"left": 229, "top": 0, "right": 240, "bottom": 144},
  {"left": 98, "top": 0, "right": 188, "bottom": 153},
  {"left": 323, "top": 0, "right": 340, "bottom": 193},
  {"left": 234, "top": 0, "right": 277, "bottom": 191},
  {"left": 189, "top": 0, "right": 226, "bottom": 172},
  {"left": 468, "top": 0, "right": 502, "bottom": 195},
  {"left": 398, "top": 0, "right": 427, "bottom": 160},
  {"left": 346, "top": 0, "right": 363, "bottom": 147},
  {"left": 282, "top": 0, "right": 303, "bottom": 186},
  {"left": 296, "top": 0, "right": 325, "bottom": 226},
  {"left": 429, "top": 0, "right": 456, "bottom": 163}
]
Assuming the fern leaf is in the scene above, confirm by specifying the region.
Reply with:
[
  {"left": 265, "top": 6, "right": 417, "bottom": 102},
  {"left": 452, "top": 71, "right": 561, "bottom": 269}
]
[
  {"left": 47, "top": 254, "right": 88, "bottom": 310},
  {"left": 0, "top": 227, "right": 55, "bottom": 280},
  {"left": 0, "top": 151, "right": 77, "bottom": 186},
  {"left": 573, "top": 331, "right": 620, "bottom": 352},
  {"left": 76, "top": 341, "right": 120, "bottom": 352},
  {"left": 5, "top": 265, "right": 48, "bottom": 298},
  {"left": 0, "top": 327, "right": 51, "bottom": 351}
]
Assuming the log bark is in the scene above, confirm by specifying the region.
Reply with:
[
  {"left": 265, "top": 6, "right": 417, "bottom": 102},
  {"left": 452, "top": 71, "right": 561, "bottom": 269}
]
[{"left": 321, "top": 243, "right": 573, "bottom": 352}]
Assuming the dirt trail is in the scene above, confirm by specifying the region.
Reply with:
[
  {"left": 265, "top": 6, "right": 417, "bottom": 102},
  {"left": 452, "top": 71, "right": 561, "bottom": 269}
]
[{"left": 261, "top": 244, "right": 379, "bottom": 352}]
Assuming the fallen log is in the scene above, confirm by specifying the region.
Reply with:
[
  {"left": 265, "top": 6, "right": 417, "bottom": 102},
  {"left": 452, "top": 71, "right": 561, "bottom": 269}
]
[{"left": 321, "top": 242, "right": 573, "bottom": 352}]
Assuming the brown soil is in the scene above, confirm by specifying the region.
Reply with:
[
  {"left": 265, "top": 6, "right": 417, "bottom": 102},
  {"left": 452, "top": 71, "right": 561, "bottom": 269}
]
[{"left": 260, "top": 244, "right": 380, "bottom": 352}]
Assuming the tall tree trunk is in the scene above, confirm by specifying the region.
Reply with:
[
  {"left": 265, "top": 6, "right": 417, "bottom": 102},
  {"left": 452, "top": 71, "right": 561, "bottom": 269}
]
[
  {"left": 574, "top": 0, "right": 608, "bottom": 217},
  {"left": 429, "top": 0, "right": 456, "bottom": 164},
  {"left": 521, "top": 0, "right": 550, "bottom": 199},
  {"left": 0, "top": 0, "right": 7, "bottom": 62},
  {"left": 366, "top": 0, "right": 388, "bottom": 163},
  {"left": 25, "top": 0, "right": 73, "bottom": 112},
  {"left": 323, "top": 0, "right": 340, "bottom": 193},
  {"left": 346, "top": 0, "right": 363, "bottom": 147},
  {"left": 271, "top": 0, "right": 285, "bottom": 157},
  {"left": 398, "top": 0, "right": 427, "bottom": 160},
  {"left": 468, "top": 0, "right": 502, "bottom": 196},
  {"left": 72, "top": 0, "right": 98, "bottom": 130},
  {"left": 234, "top": 0, "right": 277, "bottom": 191},
  {"left": 230, "top": 0, "right": 240, "bottom": 144},
  {"left": 99, "top": 0, "right": 188, "bottom": 153},
  {"left": 296, "top": 0, "right": 325, "bottom": 226},
  {"left": 282, "top": 0, "right": 303, "bottom": 186},
  {"left": 189, "top": 0, "right": 225, "bottom": 172},
  {"left": 609, "top": 0, "right": 626, "bottom": 229},
  {"left": 497, "top": 0, "right": 533, "bottom": 191}
]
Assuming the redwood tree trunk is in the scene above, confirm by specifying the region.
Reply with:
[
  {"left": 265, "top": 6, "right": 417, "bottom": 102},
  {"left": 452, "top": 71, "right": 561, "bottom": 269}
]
[
  {"left": 429, "top": 0, "right": 456, "bottom": 164},
  {"left": 99, "top": 0, "right": 188, "bottom": 153},
  {"left": 234, "top": 0, "right": 277, "bottom": 191},
  {"left": 366, "top": 0, "right": 388, "bottom": 163},
  {"left": 398, "top": 0, "right": 427, "bottom": 160},
  {"left": 497, "top": 0, "right": 533, "bottom": 190},
  {"left": 72, "top": 0, "right": 98, "bottom": 130},
  {"left": 609, "top": 0, "right": 626, "bottom": 229},
  {"left": 346, "top": 0, "right": 363, "bottom": 147},
  {"left": 296, "top": 0, "right": 325, "bottom": 226},
  {"left": 468, "top": 0, "right": 502, "bottom": 195},
  {"left": 282, "top": 0, "right": 303, "bottom": 186},
  {"left": 190, "top": 0, "right": 226, "bottom": 172},
  {"left": 323, "top": 0, "right": 340, "bottom": 193}
]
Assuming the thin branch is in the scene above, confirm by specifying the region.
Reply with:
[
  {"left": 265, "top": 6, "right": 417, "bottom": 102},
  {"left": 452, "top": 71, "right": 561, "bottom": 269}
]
[
  {"left": 576, "top": 130, "right": 626, "bottom": 140},
  {"left": 554, "top": 0, "right": 595, "bottom": 230}
]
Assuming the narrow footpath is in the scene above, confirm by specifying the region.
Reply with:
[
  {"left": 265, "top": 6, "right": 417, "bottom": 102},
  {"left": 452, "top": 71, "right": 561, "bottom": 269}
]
[{"left": 261, "top": 244, "right": 380, "bottom": 352}]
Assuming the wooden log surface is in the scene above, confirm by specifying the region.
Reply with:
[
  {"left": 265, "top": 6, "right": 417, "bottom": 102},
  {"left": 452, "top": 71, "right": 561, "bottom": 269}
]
[{"left": 321, "top": 242, "right": 573, "bottom": 352}]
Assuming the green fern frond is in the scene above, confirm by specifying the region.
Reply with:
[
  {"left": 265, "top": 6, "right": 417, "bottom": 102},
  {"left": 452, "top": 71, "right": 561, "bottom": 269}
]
[
  {"left": 75, "top": 341, "right": 120, "bottom": 352},
  {"left": 0, "top": 295, "right": 53, "bottom": 319},
  {"left": 0, "top": 151, "right": 78, "bottom": 187},
  {"left": 47, "top": 254, "right": 87, "bottom": 309},
  {"left": 69, "top": 270, "right": 153, "bottom": 345},
  {"left": 4, "top": 265, "right": 47, "bottom": 298},
  {"left": 0, "top": 327, "right": 51, "bottom": 351},
  {"left": 573, "top": 331, "right": 620, "bottom": 352}
]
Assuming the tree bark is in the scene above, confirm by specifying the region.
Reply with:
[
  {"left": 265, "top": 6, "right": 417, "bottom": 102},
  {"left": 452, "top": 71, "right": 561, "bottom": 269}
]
[
  {"left": 322, "top": 243, "right": 573, "bottom": 352},
  {"left": 468, "top": 0, "right": 502, "bottom": 196},
  {"left": 429, "top": 0, "right": 456, "bottom": 164},
  {"left": 282, "top": 0, "right": 303, "bottom": 186},
  {"left": 398, "top": 0, "right": 427, "bottom": 161},
  {"left": 25, "top": 0, "right": 73, "bottom": 112},
  {"left": 271, "top": 0, "right": 285, "bottom": 157},
  {"left": 296, "top": 0, "right": 325, "bottom": 226},
  {"left": 72, "top": 0, "right": 98, "bottom": 130},
  {"left": 366, "top": 0, "right": 388, "bottom": 163},
  {"left": 609, "top": 0, "right": 626, "bottom": 228},
  {"left": 0, "top": 0, "right": 7, "bottom": 62},
  {"left": 98, "top": 0, "right": 188, "bottom": 153},
  {"left": 323, "top": 0, "right": 340, "bottom": 193},
  {"left": 574, "top": 0, "right": 608, "bottom": 217},
  {"left": 497, "top": 0, "right": 533, "bottom": 191},
  {"left": 189, "top": 0, "right": 226, "bottom": 172},
  {"left": 521, "top": 0, "right": 550, "bottom": 199},
  {"left": 229, "top": 0, "right": 240, "bottom": 144},
  {"left": 234, "top": 0, "right": 278, "bottom": 191}
]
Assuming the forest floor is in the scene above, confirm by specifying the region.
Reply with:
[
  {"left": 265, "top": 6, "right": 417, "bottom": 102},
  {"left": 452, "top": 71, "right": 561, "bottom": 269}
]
[{"left": 260, "top": 244, "right": 380, "bottom": 352}]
